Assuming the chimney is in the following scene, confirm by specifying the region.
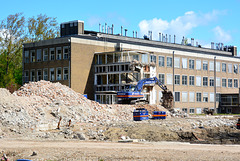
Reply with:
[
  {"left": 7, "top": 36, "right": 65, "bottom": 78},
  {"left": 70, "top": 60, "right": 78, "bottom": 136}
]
[
  {"left": 174, "top": 35, "right": 176, "bottom": 44},
  {"left": 196, "top": 41, "right": 198, "bottom": 47},
  {"left": 159, "top": 33, "right": 161, "bottom": 41},
  {"left": 133, "top": 31, "right": 134, "bottom": 38},
  {"left": 125, "top": 29, "right": 127, "bottom": 36},
  {"left": 102, "top": 25, "right": 104, "bottom": 33},
  {"left": 166, "top": 34, "right": 168, "bottom": 42},
  {"left": 191, "top": 38, "right": 194, "bottom": 46},
  {"left": 211, "top": 42, "right": 214, "bottom": 49},
  {"left": 121, "top": 26, "right": 123, "bottom": 36},
  {"left": 136, "top": 31, "right": 137, "bottom": 38},
  {"left": 99, "top": 23, "right": 101, "bottom": 32},
  {"left": 162, "top": 33, "right": 164, "bottom": 42},
  {"left": 169, "top": 35, "right": 171, "bottom": 43}
]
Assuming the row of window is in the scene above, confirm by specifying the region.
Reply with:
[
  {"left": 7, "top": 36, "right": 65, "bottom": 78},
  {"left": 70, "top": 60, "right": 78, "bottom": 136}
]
[
  {"left": 159, "top": 74, "right": 240, "bottom": 88},
  {"left": 172, "top": 91, "right": 219, "bottom": 103},
  {"left": 158, "top": 55, "right": 240, "bottom": 74},
  {"left": 24, "top": 46, "right": 69, "bottom": 63},
  {"left": 24, "top": 67, "right": 69, "bottom": 82}
]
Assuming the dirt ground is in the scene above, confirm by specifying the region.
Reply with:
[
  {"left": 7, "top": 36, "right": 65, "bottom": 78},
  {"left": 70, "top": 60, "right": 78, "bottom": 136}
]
[{"left": 1, "top": 139, "right": 240, "bottom": 161}]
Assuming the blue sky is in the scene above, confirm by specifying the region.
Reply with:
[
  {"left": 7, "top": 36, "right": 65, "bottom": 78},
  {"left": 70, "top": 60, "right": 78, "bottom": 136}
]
[{"left": 1, "top": 0, "right": 240, "bottom": 54}]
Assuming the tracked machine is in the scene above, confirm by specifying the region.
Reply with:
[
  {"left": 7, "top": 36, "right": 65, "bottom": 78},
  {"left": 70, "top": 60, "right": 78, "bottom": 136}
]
[{"left": 117, "top": 77, "right": 173, "bottom": 109}]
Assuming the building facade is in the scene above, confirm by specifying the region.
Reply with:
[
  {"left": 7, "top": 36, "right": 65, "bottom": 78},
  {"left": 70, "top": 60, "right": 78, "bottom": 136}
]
[{"left": 23, "top": 20, "right": 240, "bottom": 114}]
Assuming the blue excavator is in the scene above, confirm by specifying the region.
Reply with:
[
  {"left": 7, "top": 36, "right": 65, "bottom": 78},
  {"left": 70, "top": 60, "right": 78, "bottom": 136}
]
[{"left": 117, "top": 77, "right": 173, "bottom": 109}]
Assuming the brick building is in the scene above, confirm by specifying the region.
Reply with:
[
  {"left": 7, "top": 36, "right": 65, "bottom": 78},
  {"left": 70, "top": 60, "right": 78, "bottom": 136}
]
[{"left": 23, "top": 20, "right": 240, "bottom": 114}]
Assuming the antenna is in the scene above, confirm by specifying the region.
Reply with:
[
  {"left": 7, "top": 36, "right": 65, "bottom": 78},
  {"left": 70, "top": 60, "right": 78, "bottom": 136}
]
[
  {"left": 121, "top": 26, "right": 123, "bottom": 36},
  {"left": 112, "top": 24, "right": 114, "bottom": 34}
]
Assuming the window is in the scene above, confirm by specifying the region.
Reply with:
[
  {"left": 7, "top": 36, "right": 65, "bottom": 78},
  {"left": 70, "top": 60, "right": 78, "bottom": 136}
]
[
  {"left": 43, "top": 69, "right": 48, "bottom": 81},
  {"left": 210, "top": 78, "right": 214, "bottom": 87},
  {"left": 24, "top": 70, "right": 29, "bottom": 82},
  {"left": 30, "top": 50, "right": 35, "bottom": 63},
  {"left": 182, "top": 75, "right": 187, "bottom": 85},
  {"left": 63, "top": 67, "right": 69, "bottom": 80},
  {"left": 37, "top": 69, "right": 42, "bottom": 81},
  {"left": 210, "top": 93, "right": 214, "bottom": 102},
  {"left": 189, "top": 108, "right": 195, "bottom": 114},
  {"left": 182, "top": 108, "right": 188, "bottom": 113},
  {"left": 133, "top": 55, "right": 139, "bottom": 61},
  {"left": 189, "top": 76, "right": 194, "bottom": 86},
  {"left": 234, "top": 64, "right": 238, "bottom": 74},
  {"left": 174, "top": 57, "right": 180, "bottom": 68},
  {"left": 167, "top": 74, "right": 173, "bottom": 85},
  {"left": 63, "top": 46, "right": 69, "bottom": 59},
  {"left": 235, "top": 79, "right": 239, "bottom": 88},
  {"left": 216, "top": 93, "right": 220, "bottom": 102},
  {"left": 203, "top": 61, "right": 208, "bottom": 70},
  {"left": 175, "top": 75, "right": 180, "bottom": 85},
  {"left": 222, "top": 63, "right": 226, "bottom": 72},
  {"left": 50, "top": 48, "right": 55, "bottom": 60},
  {"left": 228, "top": 79, "right": 232, "bottom": 87},
  {"left": 182, "top": 58, "right": 187, "bottom": 69},
  {"left": 203, "top": 93, "right": 208, "bottom": 102},
  {"left": 43, "top": 49, "right": 48, "bottom": 61},
  {"left": 141, "top": 54, "right": 148, "bottom": 63},
  {"left": 158, "top": 56, "right": 164, "bottom": 67},
  {"left": 24, "top": 51, "right": 29, "bottom": 63},
  {"left": 37, "top": 49, "right": 42, "bottom": 62},
  {"left": 159, "top": 74, "right": 165, "bottom": 84},
  {"left": 209, "top": 61, "right": 214, "bottom": 71},
  {"left": 30, "top": 69, "right": 35, "bottom": 82},
  {"left": 57, "top": 67, "right": 62, "bottom": 80},
  {"left": 175, "top": 92, "right": 180, "bottom": 102},
  {"left": 189, "top": 59, "right": 194, "bottom": 69},
  {"left": 196, "top": 76, "right": 201, "bottom": 86},
  {"left": 189, "top": 92, "right": 195, "bottom": 102},
  {"left": 203, "top": 77, "right": 208, "bottom": 86},
  {"left": 167, "top": 57, "right": 172, "bottom": 67},
  {"left": 196, "top": 93, "right": 201, "bottom": 102},
  {"left": 50, "top": 68, "right": 55, "bottom": 81},
  {"left": 216, "top": 77, "right": 220, "bottom": 87},
  {"left": 222, "top": 78, "right": 226, "bottom": 87},
  {"left": 56, "top": 47, "right": 62, "bottom": 60},
  {"left": 228, "top": 64, "right": 232, "bottom": 73},
  {"left": 182, "top": 92, "right": 188, "bottom": 102},
  {"left": 196, "top": 60, "right": 201, "bottom": 70},
  {"left": 150, "top": 55, "right": 156, "bottom": 63},
  {"left": 216, "top": 62, "right": 220, "bottom": 72}
]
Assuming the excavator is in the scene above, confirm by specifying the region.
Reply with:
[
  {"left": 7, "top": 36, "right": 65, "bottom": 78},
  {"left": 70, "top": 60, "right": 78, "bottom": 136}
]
[{"left": 117, "top": 77, "right": 173, "bottom": 109}]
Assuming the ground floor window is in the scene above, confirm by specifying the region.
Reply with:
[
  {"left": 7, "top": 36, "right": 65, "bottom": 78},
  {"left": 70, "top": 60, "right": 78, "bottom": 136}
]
[
  {"left": 182, "top": 108, "right": 187, "bottom": 113},
  {"left": 95, "top": 94, "right": 117, "bottom": 104},
  {"left": 189, "top": 108, "right": 195, "bottom": 114}
]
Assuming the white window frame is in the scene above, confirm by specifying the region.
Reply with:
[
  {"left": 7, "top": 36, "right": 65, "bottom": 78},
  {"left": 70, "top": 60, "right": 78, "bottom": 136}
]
[
  {"left": 203, "top": 77, "right": 208, "bottom": 86},
  {"left": 216, "top": 77, "right": 220, "bottom": 87},
  {"left": 228, "top": 64, "right": 232, "bottom": 73},
  {"left": 159, "top": 73, "right": 165, "bottom": 84},
  {"left": 189, "top": 75, "right": 194, "bottom": 86},
  {"left": 50, "top": 68, "right": 55, "bottom": 81},
  {"left": 57, "top": 67, "right": 62, "bottom": 80},
  {"left": 203, "top": 92, "right": 208, "bottom": 102},
  {"left": 209, "top": 61, "right": 214, "bottom": 71},
  {"left": 174, "top": 75, "right": 180, "bottom": 85},
  {"left": 210, "top": 93, "right": 214, "bottom": 102},
  {"left": 167, "top": 57, "right": 172, "bottom": 67},
  {"left": 174, "top": 57, "right": 180, "bottom": 68},
  {"left": 189, "top": 59, "right": 194, "bottom": 69},
  {"left": 196, "top": 60, "right": 201, "bottom": 70},
  {"left": 222, "top": 78, "right": 226, "bottom": 87},
  {"left": 30, "top": 69, "right": 35, "bottom": 82},
  {"left": 216, "top": 62, "right": 220, "bottom": 72},
  {"left": 209, "top": 77, "right": 214, "bottom": 87},
  {"left": 182, "top": 75, "right": 187, "bottom": 85},
  {"left": 56, "top": 47, "right": 62, "bottom": 60},
  {"left": 63, "top": 46, "right": 69, "bottom": 59},
  {"left": 182, "top": 58, "right": 187, "bottom": 69},
  {"left": 30, "top": 50, "right": 35, "bottom": 63},
  {"left": 158, "top": 56, "right": 164, "bottom": 67},
  {"left": 222, "top": 63, "right": 226, "bottom": 72},
  {"left": 203, "top": 61, "right": 208, "bottom": 71},
  {"left": 196, "top": 92, "right": 201, "bottom": 102},
  {"left": 196, "top": 76, "right": 201, "bottom": 86},
  {"left": 234, "top": 79, "right": 238, "bottom": 88},
  {"left": 182, "top": 92, "right": 188, "bottom": 102},
  {"left": 43, "top": 68, "right": 48, "bottom": 81},
  {"left": 63, "top": 67, "right": 69, "bottom": 80},
  {"left": 228, "top": 79, "right": 232, "bottom": 88},
  {"left": 43, "top": 48, "right": 48, "bottom": 61},
  {"left": 50, "top": 48, "right": 55, "bottom": 61},
  {"left": 167, "top": 74, "right": 173, "bottom": 85},
  {"left": 189, "top": 92, "right": 195, "bottom": 102}
]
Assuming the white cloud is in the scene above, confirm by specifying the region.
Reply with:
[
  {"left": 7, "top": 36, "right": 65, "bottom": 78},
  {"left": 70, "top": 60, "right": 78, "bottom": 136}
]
[
  {"left": 213, "top": 26, "right": 232, "bottom": 43},
  {"left": 138, "top": 10, "right": 226, "bottom": 43}
]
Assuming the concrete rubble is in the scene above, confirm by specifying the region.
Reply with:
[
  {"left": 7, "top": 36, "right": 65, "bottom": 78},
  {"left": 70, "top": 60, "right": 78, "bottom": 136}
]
[{"left": 0, "top": 80, "right": 239, "bottom": 144}]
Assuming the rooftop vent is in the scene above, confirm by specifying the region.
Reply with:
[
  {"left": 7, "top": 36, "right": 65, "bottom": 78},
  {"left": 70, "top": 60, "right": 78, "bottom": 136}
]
[{"left": 60, "top": 20, "right": 84, "bottom": 37}]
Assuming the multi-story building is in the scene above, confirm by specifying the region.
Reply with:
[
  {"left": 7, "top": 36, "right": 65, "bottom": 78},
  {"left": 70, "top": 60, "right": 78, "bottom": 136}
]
[{"left": 23, "top": 20, "right": 240, "bottom": 113}]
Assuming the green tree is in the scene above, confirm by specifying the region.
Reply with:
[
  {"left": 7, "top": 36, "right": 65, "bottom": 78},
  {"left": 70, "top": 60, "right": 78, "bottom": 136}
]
[
  {"left": 0, "top": 13, "right": 25, "bottom": 88},
  {"left": 27, "top": 14, "right": 59, "bottom": 42}
]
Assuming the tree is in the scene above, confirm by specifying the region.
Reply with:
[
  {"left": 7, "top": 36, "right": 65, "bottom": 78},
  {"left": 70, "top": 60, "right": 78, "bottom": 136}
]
[
  {"left": 0, "top": 13, "right": 25, "bottom": 88},
  {"left": 27, "top": 14, "right": 59, "bottom": 42}
]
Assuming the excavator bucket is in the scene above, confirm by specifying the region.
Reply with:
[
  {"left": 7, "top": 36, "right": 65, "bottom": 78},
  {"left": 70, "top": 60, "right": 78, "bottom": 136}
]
[{"left": 161, "top": 91, "right": 174, "bottom": 109}]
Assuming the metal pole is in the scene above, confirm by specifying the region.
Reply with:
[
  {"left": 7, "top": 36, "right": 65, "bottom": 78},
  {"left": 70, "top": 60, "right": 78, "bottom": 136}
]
[
  {"left": 214, "top": 56, "right": 216, "bottom": 114},
  {"left": 173, "top": 51, "right": 175, "bottom": 109}
]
